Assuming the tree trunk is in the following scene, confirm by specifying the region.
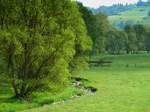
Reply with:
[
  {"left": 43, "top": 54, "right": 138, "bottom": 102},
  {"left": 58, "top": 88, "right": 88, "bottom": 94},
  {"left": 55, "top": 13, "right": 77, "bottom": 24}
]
[{"left": 12, "top": 82, "right": 31, "bottom": 99}]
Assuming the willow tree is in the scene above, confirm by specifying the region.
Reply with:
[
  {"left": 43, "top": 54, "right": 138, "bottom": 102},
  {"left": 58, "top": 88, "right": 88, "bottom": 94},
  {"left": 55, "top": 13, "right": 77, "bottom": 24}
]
[{"left": 0, "top": 0, "right": 91, "bottom": 98}]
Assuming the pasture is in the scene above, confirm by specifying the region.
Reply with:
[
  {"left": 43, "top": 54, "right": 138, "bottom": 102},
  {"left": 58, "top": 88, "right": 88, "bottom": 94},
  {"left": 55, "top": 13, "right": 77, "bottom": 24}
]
[
  {"left": 26, "top": 54, "right": 150, "bottom": 112},
  {"left": 1, "top": 54, "right": 150, "bottom": 112}
]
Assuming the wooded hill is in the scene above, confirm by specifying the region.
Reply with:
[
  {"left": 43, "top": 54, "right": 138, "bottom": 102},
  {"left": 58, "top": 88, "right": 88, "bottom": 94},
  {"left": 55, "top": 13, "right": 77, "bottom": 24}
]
[{"left": 92, "top": 1, "right": 150, "bottom": 28}]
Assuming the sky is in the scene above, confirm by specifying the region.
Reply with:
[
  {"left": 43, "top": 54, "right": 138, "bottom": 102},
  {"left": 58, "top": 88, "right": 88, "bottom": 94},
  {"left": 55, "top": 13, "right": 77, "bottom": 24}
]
[{"left": 77, "top": 0, "right": 141, "bottom": 8}]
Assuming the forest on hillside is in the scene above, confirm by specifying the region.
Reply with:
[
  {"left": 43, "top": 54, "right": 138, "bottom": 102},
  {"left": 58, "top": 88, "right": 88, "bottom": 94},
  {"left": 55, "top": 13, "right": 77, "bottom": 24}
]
[
  {"left": 92, "top": 0, "right": 150, "bottom": 15},
  {"left": 92, "top": 0, "right": 150, "bottom": 28}
]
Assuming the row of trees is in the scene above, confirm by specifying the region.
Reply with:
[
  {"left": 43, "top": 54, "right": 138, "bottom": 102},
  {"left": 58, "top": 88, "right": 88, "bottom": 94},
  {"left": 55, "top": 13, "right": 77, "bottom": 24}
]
[
  {"left": 77, "top": 3, "right": 110, "bottom": 55},
  {"left": 1, "top": 0, "right": 115, "bottom": 99},
  {"left": 78, "top": 3, "right": 150, "bottom": 55},
  {"left": 0, "top": 0, "right": 120, "bottom": 98},
  {"left": 106, "top": 24, "right": 150, "bottom": 54}
]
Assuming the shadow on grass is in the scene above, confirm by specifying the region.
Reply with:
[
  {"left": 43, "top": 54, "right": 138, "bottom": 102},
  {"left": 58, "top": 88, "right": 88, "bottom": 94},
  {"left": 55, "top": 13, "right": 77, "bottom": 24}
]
[{"left": 0, "top": 95, "right": 19, "bottom": 103}]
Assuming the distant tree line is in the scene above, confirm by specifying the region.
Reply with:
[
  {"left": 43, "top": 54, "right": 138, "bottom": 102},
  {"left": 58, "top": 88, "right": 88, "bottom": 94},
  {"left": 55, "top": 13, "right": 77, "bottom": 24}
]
[
  {"left": 137, "top": 0, "right": 150, "bottom": 6},
  {"left": 106, "top": 24, "right": 150, "bottom": 54},
  {"left": 92, "top": 4, "right": 136, "bottom": 16},
  {"left": 92, "top": 0, "right": 150, "bottom": 16}
]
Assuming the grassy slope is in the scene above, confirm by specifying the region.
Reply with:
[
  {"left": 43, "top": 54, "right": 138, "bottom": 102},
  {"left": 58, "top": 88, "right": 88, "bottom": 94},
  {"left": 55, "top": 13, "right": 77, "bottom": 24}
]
[
  {"left": 109, "top": 6, "right": 150, "bottom": 26},
  {"left": 25, "top": 54, "right": 150, "bottom": 112}
]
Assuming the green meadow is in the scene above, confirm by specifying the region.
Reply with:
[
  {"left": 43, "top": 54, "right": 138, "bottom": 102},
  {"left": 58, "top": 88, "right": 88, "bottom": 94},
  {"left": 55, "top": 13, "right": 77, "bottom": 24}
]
[
  {"left": 26, "top": 54, "right": 150, "bottom": 112},
  {"left": 1, "top": 54, "right": 150, "bottom": 112}
]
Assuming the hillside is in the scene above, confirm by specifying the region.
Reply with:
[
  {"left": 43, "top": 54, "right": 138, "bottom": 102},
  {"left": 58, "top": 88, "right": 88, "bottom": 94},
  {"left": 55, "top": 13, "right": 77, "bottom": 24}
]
[
  {"left": 92, "top": 4, "right": 136, "bottom": 15},
  {"left": 109, "top": 6, "right": 150, "bottom": 28}
]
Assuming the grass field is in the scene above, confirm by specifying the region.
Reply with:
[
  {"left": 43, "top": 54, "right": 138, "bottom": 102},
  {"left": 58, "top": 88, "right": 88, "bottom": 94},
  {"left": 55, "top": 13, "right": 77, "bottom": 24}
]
[
  {"left": 23, "top": 54, "right": 150, "bottom": 112},
  {"left": 1, "top": 54, "right": 150, "bottom": 112}
]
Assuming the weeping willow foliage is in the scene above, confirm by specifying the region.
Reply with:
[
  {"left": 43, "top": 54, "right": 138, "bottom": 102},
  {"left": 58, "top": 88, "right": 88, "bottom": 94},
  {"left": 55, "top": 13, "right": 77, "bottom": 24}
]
[{"left": 0, "top": 0, "right": 92, "bottom": 98}]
